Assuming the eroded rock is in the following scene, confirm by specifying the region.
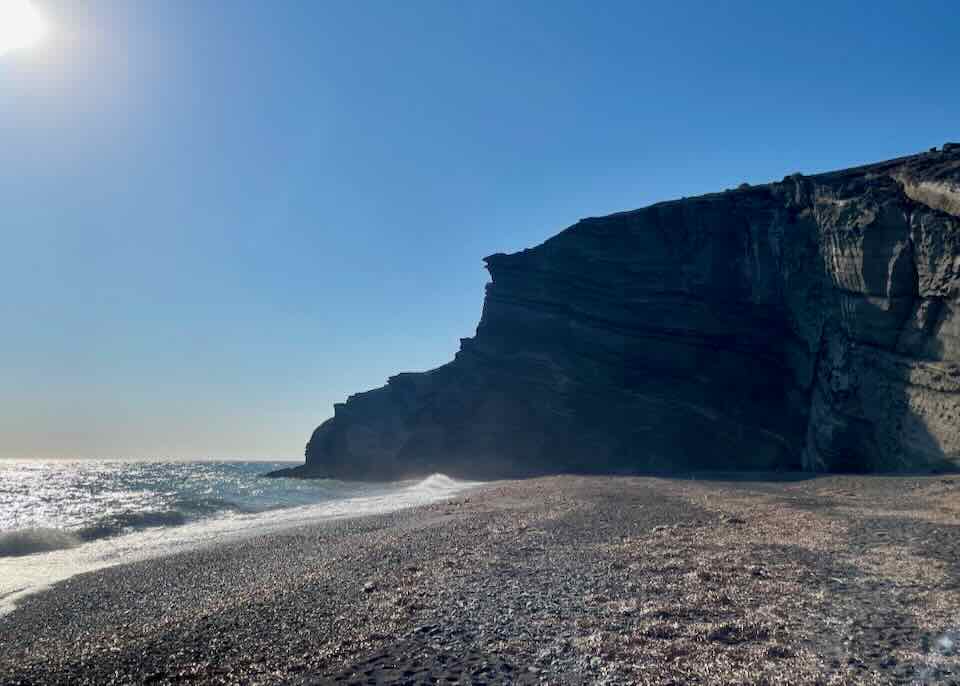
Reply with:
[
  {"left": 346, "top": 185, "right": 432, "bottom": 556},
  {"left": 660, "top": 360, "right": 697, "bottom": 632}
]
[{"left": 275, "top": 148, "right": 960, "bottom": 479}]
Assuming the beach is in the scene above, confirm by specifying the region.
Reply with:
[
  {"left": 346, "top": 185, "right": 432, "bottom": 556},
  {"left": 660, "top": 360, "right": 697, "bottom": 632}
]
[{"left": 1, "top": 474, "right": 958, "bottom": 685}]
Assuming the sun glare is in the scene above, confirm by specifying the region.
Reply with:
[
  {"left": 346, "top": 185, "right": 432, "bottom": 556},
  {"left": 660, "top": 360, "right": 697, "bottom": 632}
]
[{"left": 0, "top": 0, "right": 49, "bottom": 56}]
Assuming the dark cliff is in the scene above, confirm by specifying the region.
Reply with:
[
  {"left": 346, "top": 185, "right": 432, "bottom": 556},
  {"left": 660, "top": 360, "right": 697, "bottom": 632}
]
[{"left": 275, "top": 146, "right": 960, "bottom": 480}]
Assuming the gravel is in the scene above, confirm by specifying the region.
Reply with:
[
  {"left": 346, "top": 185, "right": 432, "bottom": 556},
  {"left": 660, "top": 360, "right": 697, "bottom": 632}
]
[{"left": 1, "top": 474, "right": 959, "bottom": 684}]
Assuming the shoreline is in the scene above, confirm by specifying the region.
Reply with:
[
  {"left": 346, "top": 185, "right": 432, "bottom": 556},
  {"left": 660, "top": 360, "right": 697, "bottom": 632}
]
[
  {"left": 0, "top": 472, "right": 479, "bottom": 618},
  {"left": 2, "top": 474, "right": 959, "bottom": 684}
]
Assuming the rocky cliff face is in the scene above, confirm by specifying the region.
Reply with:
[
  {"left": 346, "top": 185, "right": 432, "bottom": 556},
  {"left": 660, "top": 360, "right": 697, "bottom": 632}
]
[{"left": 276, "top": 147, "right": 960, "bottom": 480}]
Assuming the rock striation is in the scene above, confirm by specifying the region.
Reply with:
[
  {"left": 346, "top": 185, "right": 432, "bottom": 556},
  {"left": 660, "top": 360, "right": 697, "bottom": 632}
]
[{"left": 274, "top": 147, "right": 960, "bottom": 480}]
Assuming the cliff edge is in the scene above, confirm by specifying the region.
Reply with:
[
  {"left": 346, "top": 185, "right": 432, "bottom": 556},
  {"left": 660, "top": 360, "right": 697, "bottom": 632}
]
[{"left": 274, "top": 146, "right": 960, "bottom": 480}]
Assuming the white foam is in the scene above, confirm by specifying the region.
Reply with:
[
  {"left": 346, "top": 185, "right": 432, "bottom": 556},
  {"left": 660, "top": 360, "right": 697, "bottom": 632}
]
[{"left": 0, "top": 474, "right": 478, "bottom": 616}]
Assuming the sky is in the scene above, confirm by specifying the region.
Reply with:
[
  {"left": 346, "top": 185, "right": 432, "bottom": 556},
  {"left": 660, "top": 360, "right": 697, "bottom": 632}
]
[{"left": 1, "top": 0, "right": 958, "bottom": 460}]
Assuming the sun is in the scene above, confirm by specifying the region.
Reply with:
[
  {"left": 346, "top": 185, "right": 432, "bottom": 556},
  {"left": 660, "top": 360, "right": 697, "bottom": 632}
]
[{"left": 0, "top": 0, "right": 49, "bottom": 57}]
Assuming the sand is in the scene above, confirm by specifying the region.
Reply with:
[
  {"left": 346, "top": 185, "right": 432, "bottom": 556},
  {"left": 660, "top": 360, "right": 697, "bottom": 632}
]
[{"left": 1, "top": 474, "right": 959, "bottom": 685}]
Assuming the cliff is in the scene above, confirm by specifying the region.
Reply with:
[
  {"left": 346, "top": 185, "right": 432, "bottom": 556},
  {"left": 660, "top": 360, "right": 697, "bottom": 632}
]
[{"left": 274, "top": 146, "right": 960, "bottom": 480}]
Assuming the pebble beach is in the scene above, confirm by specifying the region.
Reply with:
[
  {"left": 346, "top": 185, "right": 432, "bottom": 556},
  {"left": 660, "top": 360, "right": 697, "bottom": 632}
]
[{"left": 1, "top": 474, "right": 959, "bottom": 685}]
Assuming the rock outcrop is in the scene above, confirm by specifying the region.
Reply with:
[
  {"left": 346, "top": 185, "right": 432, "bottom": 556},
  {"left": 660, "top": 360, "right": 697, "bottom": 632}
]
[{"left": 274, "top": 147, "right": 960, "bottom": 480}]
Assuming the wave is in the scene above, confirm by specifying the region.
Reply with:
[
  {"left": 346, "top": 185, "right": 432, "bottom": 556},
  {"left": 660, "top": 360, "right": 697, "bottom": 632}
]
[
  {"left": 0, "top": 528, "right": 82, "bottom": 557},
  {"left": 0, "top": 505, "right": 239, "bottom": 556},
  {"left": 0, "top": 474, "right": 475, "bottom": 559},
  {"left": 408, "top": 474, "right": 467, "bottom": 492},
  {"left": 75, "top": 496, "right": 257, "bottom": 542},
  {"left": 76, "top": 510, "right": 189, "bottom": 542}
]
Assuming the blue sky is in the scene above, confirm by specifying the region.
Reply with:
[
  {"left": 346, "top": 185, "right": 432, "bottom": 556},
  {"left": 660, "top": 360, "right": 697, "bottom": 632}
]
[{"left": 1, "top": 0, "right": 957, "bottom": 459}]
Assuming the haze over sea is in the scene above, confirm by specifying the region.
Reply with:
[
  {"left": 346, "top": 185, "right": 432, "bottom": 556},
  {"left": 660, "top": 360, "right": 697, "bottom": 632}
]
[{"left": 0, "top": 459, "right": 476, "bottom": 614}]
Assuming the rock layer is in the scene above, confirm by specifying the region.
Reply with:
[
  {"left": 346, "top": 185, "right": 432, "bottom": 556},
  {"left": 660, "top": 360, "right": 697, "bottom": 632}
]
[{"left": 276, "top": 147, "right": 960, "bottom": 479}]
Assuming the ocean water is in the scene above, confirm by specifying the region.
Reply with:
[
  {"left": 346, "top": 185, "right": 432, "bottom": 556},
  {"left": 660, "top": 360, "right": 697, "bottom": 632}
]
[{"left": 0, "top": 460, "right": 478, "bottom": 615}]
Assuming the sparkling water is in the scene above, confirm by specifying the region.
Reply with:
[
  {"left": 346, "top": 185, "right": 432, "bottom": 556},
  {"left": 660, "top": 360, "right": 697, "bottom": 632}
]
[{"left": 0, "top": 460, "right": 477, "bottom": 614}]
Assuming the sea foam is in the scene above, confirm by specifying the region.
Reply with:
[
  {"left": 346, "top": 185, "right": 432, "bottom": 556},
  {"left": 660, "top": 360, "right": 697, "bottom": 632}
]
[{"left": 0, "top": 461, "right": 480, "bottom": 615}]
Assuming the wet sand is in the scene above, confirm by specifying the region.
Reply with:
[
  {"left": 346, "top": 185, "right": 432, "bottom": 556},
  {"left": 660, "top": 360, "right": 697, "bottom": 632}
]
[{"left": 1, "top": 474, "right": 959, "bottom": 685}]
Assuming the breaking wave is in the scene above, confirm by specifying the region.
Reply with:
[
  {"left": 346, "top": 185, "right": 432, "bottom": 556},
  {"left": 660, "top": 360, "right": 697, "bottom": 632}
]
[
  {"left": 0, "top": 528, "right": 82, "bottom": 558},
  {"left": 0, "top": 476, "right": 473, "bottom": 558},
  {"left": 74, "top": 497, "right": 253, "bottom": 542},
  {"left": 404, "top": 474, "right": 471, "bottom": 498},
  {"left": 0, "top": 503, "right": 238, "bottom": 557},
  {"left": 0, "top": 462, "right": 481, "bottom": 615},
  {"left": 0, "top": 461, "right": 479, "bottom": 561}
]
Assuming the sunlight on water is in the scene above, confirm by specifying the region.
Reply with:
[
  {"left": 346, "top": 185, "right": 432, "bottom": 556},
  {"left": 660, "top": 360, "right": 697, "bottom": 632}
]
[{"left": 0, "top": 461, "right": 479, "bottom": 614}]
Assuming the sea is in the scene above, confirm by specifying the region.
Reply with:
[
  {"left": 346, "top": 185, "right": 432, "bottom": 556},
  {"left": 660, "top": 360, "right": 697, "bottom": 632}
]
[{"left": 0, "top": 460, "right": 477, "bottom": 615}]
